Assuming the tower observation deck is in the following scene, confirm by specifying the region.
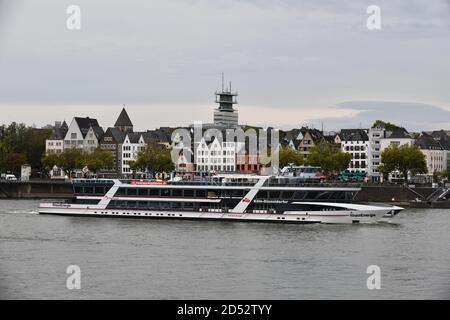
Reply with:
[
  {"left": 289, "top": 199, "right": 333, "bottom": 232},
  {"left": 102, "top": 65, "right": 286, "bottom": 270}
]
[{"left": 213, "top": 75, "right": 238, "bottom": 128}]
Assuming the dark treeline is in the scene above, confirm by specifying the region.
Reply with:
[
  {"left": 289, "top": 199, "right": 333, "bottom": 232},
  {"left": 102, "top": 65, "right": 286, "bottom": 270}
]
[{"left": 0, "top": 122, "right": 51, "bottom": 175}]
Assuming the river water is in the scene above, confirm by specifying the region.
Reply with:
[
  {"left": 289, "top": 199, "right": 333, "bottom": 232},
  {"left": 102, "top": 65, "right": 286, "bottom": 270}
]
[{"left": 0, "top": 199, "right": 448, "bottom": 299}]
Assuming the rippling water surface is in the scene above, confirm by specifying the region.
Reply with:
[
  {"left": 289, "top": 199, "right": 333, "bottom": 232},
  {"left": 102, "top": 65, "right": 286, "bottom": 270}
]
[{"left": 0, "top": 199, "right": 449, "bottom": 299}]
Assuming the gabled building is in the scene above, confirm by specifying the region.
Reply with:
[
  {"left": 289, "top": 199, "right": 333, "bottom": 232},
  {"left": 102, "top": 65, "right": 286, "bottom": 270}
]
[
  {"left": 121, "top": 132, "right": 148, "bottom": 176},
  {"left": 415, "top": 133, "right": 446, "bottom": 175},
  {"left": 63, "top": 117, "right": 104, "bottom": 153},
  {"left": 297, "top": 128, "right": 323, "bottom": 159},
  {"left": 196, "top": 136, "right": 236, "bottom": 173}
]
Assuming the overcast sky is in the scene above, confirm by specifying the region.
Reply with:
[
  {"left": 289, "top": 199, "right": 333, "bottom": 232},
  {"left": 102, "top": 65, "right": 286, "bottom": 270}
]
[{"left": 0, "top": 0, "right": 449, "bottom": 131}]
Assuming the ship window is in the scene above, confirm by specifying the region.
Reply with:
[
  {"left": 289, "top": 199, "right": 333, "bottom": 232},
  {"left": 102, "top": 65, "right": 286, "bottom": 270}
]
[
  {"left": 127, "top": 201, "right": 137, "bottom": 208},
  {"left": 161, "top": 189, "right": 170, "bottom": 197},
  {"left": 127, "top": 188, "right": 138, "bottom": 196},
  {"left": 196, "top": 190, "right": 206, "bottom": 197},
  {"left": 84, "top": 187, "right": 93, "bottom": 194},
  {"left": 148, "top": 202, "right": 158, "bottom": 209},
  {"left": 183, "top": 202, "right": 193, "bottom": 209},
  {"left": 149, "top": 189, "right": 159, "bottom": 196},
  {"left": 269, "top": 191, "right": 280, "bottom": 199},
  {"left": 116, "top": 188, "right": 126, "bottom": 196},
  {"left": 138, "top": 189, "right": 148, "bottom": 196},
  {"left": 184, "top": 190, "right": 194, "bottom": 197},
  {"left": 115, "top": 200, "right": 126, "bottom": 208},
  {"left": 74, "top": 186, "right": 82, "bottom": 194},
  {"left": 172, "top": 202, "right": 182, "bottom": 209},
  {"left": 318, "top": 192, "right": 332, "bottom": 199},
  {"left": 257, "top": 191, "right": 268, "bottom": 199},
  {"left": 294, "top": 191, "right": 307, "bottom": 200},
  {"left": 282, "top": 191, "right": 294, "bottom": 199},
  {"left": 172, "top": 189, "right": 182, "bottom": 197},
  {"left": 138, "top": 201, "right": 148, "bottom": 208},
  {"left": 231, "top": 190, "right": 245, "bottom": 197},
  {"left": 305, "top": 191, "right": 318, "bottom": 199},
  {"left": 94, "top": 187, "right": 104, "bottom": 194},
  {"left": 160, "top": 202, "right": 170, "bottom": 209},
  {"left": 208, "top": 190, "right": 219, "bottom": 198}
]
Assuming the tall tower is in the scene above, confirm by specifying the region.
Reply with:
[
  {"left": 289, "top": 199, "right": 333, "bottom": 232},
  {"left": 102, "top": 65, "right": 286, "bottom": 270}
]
[
  {"left": 213, "top": 74, "right": 238, "bottom": 128},
  {"left": 115, "top": 105, "right": 134, "bottom": 133}
]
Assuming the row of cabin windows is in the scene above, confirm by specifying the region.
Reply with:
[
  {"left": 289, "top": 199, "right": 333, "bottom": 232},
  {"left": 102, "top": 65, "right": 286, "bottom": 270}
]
[
  {"left": 115, "top": 188, "right": 204, "bottom": 198},
  {"left": 74, "top": 186, "right": 112, "bottom": 195},
  {"left": 76, "top": 187, "right": 354, "bottom": 201},
  {"left": 255, "top": 190, "right": 353, "bottom": 200},
  {"left": 107, "top": 201, "right": 214, "bottom": 210}
]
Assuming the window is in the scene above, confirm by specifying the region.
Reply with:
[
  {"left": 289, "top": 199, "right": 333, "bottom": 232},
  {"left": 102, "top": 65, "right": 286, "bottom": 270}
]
[
  {"left": 127, "top": 188, "right": 138, "bottom": 196},
  {"left": 138, "top": 189, "right": 148, "bottom": 196},
  {"left": 71, "top": 133, "right": 77, "bottom": 139},
  {"left": 172, "top": 189, "right": 182, "bottom": 197}
]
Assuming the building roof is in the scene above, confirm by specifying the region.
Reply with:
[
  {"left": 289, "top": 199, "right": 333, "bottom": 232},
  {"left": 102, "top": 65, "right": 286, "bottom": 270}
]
[
  {"left": 73, "top": 117, "right": 104, "bottom": 139},
  {"left": 102, "top": 127, "right": 126, "bottom": 143},
  {"left": 429, "top": 130, "right": 450, "bottom": 150},
  {"left": 126, "top": 132, "right": 143, "bottom": 144},
  {"left": 114, "top": 107, "right": 133, "bottom": 128},
  {"left": 387, "top": 127, "right": 411, "bottom": 139},
  {"left": 339, "top": 129, "right": 369, "bottom": 142},
  {"left": 415, "top": 133, "right": 443, "bottom": 150}
]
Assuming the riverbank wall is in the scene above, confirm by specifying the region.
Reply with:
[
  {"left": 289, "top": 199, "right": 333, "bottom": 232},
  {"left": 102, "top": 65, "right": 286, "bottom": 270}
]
[{"left": 0, "top": 181, "right": 73, "bottom": 199}]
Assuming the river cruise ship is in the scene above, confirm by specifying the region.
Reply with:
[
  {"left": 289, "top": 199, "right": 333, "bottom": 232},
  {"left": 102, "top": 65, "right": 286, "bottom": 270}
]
[{"left": 38, "top": 169, "right": 403, "bottom": 224}]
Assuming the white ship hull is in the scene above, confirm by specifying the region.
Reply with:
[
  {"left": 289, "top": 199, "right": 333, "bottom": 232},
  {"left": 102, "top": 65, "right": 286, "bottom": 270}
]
[{"left": 38, "top": 202, "right": 395, "bottom": 224}]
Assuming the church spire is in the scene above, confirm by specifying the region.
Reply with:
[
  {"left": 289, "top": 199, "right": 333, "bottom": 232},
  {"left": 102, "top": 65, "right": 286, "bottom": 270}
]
[{"left": 114, "top": 105, "right": 133, "bottom": 133}]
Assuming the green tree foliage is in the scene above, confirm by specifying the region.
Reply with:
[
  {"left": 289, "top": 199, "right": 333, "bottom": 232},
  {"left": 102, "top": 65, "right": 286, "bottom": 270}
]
[
  {"left": 307, "top": 142, "right": 351, "bottom": 175},
  {"left": 42, "top": 148, "right": 114, "bottom": 177},
  {"left": 372, "top": 120, "right": 399, "bottom": 131},
  {"left": 82, "top": 149, "right": 114, "bottom": 174},
  {"left": 379, "top": 144, "right": 427, "bottom": 182},
  {"left": 0, "top": 123, "right": 51, "bottom": 174},
  {"left": 278, "top": 147, "right": 304, "bottom": 168},
  {"left": 135, "top": 143, "right": 175, "bottom": 178}
]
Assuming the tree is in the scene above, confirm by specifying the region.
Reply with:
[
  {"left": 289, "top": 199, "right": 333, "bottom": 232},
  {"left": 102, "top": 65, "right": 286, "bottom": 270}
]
[
  {"left": 0, "top": 122, "right": 51, "bottom": 175},
  {"left": 58, "top": 148, "right": 86, "bottom": 178},
  {"left": 83, "top": 149, "right": 114, "bottom": 174},
  {"left": 135, "top": 143, "right": 175, "bottom": 178},
  {"left": 42, "top": 153, "right": 62, "bottom": 173},
  {"left": 380, "top": 144, "right": 427, "bottom": 182},
  {"left": 23, "top": 128, "right": 52, "bottom": 171},
  {"left": 278, "top": 147, "right": 304, "bottom": 168},
  {"left": 307, "top": 142, "right": 351, "bottom": 175},
  {"left": 128, "top": 160, "right": 139, "bottom": 179},
  {"left": 372, "top": 120, "right": 399, "bottom": 131},
  {"left": 3, "top": 152, "right": 27, "bottom": 173}
]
